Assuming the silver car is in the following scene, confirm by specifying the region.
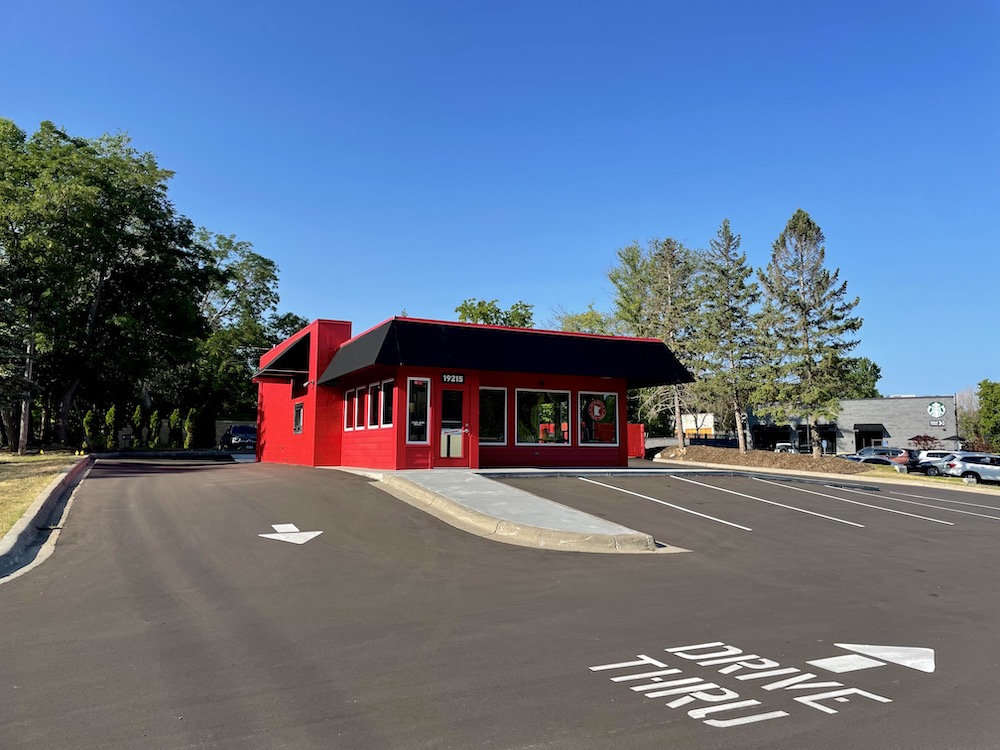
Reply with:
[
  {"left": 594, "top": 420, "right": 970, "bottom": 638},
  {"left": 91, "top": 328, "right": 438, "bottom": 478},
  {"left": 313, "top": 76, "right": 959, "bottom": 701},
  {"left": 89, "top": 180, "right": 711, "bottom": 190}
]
[{"left": 942, "top": 454, "right": 1000, "bottom": 483}]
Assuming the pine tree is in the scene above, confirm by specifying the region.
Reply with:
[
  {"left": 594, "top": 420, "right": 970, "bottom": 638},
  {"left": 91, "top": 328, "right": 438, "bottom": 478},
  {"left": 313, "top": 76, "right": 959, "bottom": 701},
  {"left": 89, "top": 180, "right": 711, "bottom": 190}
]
[
  {"left": 756, "top": 209, "right": 862, "bottom": 456},
  {"left": 690, "top": 219, "right": 762, "bottom": 453}
]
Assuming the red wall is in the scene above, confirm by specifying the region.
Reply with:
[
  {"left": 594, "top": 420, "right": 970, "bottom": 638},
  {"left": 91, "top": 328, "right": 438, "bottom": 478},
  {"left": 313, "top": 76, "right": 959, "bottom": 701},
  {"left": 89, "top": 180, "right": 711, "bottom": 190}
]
[{"left": 257, "top": 319, "right": 352, "bottom": 466}]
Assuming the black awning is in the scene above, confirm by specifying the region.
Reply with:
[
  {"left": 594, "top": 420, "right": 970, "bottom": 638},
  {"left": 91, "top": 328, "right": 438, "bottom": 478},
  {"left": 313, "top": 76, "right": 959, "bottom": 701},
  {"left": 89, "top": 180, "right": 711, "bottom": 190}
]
[
  {"left": 253, "top": 332, "right": 310, "bottom": 381},
  {"left": 317, "top": 318, "right": 693, "bottom": 389},
  {"left": 853, "top": 423, "right": 886, "bottom": 432}
]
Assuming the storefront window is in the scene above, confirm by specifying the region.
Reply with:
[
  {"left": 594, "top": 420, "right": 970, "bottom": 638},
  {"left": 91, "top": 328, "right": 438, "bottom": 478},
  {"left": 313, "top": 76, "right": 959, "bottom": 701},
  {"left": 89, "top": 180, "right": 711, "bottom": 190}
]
[
  {"left": 345, "top": 389, "right": 355, "bottom": 430},
  {"left": 355, "top": 388, "right": 366, "bottom": 430},
  {"left": 479, "top": 388, "right": 506, "bottom": 444},
  {"left": 516, "top": 390, "right": 570, "bottom": 445},
  {"left": 381, "top": 379, "right": 394, "bottom": 426},
  {"left": 407, "top": 378, "right": 429, "bottom": 443},
  {"left": 368, "top": 383, "right": 381, "bottom": 427},
  {"left": 579, "top": 393, "right": 617, "bottom": 444}
]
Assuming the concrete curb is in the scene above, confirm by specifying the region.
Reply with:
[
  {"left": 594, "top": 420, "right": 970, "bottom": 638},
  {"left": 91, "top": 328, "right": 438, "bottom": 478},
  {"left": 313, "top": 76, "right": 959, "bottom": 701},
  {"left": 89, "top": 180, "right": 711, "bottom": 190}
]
[
  {"left": 0, "top": 456, "right": 93, "bottom": 578},
  {"left": 376, "top": 473, "right": 658, "bottom": 554}
]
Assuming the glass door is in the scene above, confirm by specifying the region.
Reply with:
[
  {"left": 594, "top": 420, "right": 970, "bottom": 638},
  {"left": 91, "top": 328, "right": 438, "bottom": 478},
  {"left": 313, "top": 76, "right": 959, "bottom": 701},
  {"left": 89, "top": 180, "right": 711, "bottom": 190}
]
[{"left": 436, "top": 387, "right": 469, "bottom": 466}]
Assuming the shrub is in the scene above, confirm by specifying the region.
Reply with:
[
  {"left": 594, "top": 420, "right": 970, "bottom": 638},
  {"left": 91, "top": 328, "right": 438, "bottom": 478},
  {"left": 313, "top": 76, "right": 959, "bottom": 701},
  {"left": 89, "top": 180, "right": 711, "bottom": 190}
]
[
  {"left": 148, "top": 409, "right": 160, "bottom": 448},
  {"left": 131, "top": 404, "right": 145, "bottom": 446},
  {"left": 83, "top": 409, "right": 96, "bottom": 450},
  {"left": 105, "top": 405, "right": 117, "bottom": 449},
  {"left": 183, "top": 407, "right": 198, "bottom": 449},
  {"left": 168, "top": 408, "right": 182, "bottom": 448}
]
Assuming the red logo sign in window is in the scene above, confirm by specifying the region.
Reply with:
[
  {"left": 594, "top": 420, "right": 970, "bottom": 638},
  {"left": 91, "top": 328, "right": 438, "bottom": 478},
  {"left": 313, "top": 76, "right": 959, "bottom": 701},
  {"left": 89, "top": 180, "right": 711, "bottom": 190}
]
[{"left": 588, "top": 399, "right": 607, "bottom": 422}]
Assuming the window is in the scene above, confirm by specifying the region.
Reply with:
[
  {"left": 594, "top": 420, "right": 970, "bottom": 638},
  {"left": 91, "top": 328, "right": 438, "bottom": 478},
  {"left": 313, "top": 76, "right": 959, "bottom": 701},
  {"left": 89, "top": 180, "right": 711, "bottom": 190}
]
[
  {"left": 381, "top": 379, "right": 394, "bottom": 426},
  {"left": 368, "top": 383, "right": 381, "bottom": 427},
  {"left": 516, "top": 390, "right": 570, "bottom": 445},
  {"left": 579, "top": 393, "right": 618, "bottom": 445},
  {"left": 345, "top": 389, "right": 355, "bottom": 430},
  {"left": 407, "top": 378, "right": 430, "bottom": 443},
  {"left": 293, "top": 402, "right": 304, "bottom": 434},
  {"left": 479, "top": 388, "right": 506, "bottom": 444},
  {"left": 355, "top": 387, "right": 366, "bottom": 429}
]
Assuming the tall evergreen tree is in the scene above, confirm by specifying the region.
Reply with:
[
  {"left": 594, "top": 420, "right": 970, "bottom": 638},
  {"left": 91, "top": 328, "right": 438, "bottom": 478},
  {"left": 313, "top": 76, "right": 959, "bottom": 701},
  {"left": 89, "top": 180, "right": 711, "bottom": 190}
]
[
  {"left": 690, "top": 219, "right": 762, "bottom": 453},
  {"left": 608, "top": 238, "right": 700, "bottom": 443},
  {"left": 756, "top": 209, "right": 862, "bottom": 456}
]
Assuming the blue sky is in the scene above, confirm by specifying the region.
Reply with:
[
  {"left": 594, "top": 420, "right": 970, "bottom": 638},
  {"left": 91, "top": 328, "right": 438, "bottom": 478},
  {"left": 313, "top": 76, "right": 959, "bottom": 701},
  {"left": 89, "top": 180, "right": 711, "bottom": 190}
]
[{"left": 4, "top": 1, "right": 998, "bottom": 398}]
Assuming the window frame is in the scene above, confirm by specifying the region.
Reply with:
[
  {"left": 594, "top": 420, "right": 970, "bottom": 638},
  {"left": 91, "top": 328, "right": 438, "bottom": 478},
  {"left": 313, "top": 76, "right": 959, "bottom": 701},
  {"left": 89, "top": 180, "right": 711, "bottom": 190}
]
[
  {"left": 293, "top": 402, "right": 304, "bottom": 434},
  {"left": 344, "top": 388, "right": 356, "bottom": 431},
  {"left": 380, "top": 379, "right": 394, "bottom": 427},
  {"left": 406, "top": 377, "right": 431, "bottom": 445},
  {"left": 514, "top": 388, "right": 572, "bottom": 447},
  {"left": 478, "top": 387, "right": 507, "bottom": 445},
  {"left": 354, "top": 386, "right": 366, "bottom": 430},
  {"left": 578, "top": 392, "right": 619, "bottom": 447},
  {"left": 368, "top": 382, "right": 381, "bottom": 428}
]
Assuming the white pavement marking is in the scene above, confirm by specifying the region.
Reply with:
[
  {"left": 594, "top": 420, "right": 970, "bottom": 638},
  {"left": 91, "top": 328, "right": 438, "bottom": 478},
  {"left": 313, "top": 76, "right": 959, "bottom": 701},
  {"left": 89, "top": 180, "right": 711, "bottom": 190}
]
[
  {"left": 579, "top": 478, "right": 753, "bottom": 532},
  {"left": 752, "top": 478, "right": 955, "bottom": 526},
  {"left": 671, "top": 476, "right": 865, "bottom": 528},
  {"left": 258, "top": 524, "right": 324, "bottom": 545},
  {"left": 890, "top": 490, "right": 1000, "bottom": 512},
  {"left": 835, "top": 486, "right": 1000, "bottom": 522},
  {"left": 834, "top": 644, "right": 935, "bottom": 673},
  {"left": 807, "top": 654, "right": 886, "bottom": 673}
]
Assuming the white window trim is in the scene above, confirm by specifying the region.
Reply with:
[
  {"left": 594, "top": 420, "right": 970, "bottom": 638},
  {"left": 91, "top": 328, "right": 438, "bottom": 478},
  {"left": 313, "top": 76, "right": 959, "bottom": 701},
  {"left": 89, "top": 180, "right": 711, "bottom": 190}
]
[
  {"left": 406, "top": 377, "right": 431, "bottom": 445},
  {"left": 293, "top": 402, "right": 304, "bottom": 434},
  {"left": 380, "top": 378, "right": 394, "bottom": 427},
  {"left": 478, "top": 387, "right": 507, "bottom": 445},
  {"left": 368, "top": 382, "right": 381, "bottom": 428},
  {"left": 344, "top": 388, "right": 356, "bottom": 431},
  {"left": 578, "top": 391, "right": 620, "bottom": 447},
  {"left": 515, "top": 388, "right": 572, "bottom": 447},
  {"left": 355, "top": 386, "right": 366, "bottom": 430}
]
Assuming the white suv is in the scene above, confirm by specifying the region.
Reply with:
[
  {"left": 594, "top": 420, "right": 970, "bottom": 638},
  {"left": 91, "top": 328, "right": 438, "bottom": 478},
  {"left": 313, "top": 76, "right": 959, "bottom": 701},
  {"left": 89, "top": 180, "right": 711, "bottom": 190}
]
[{"left": 942, "top": 454, "right": 1000, "bottom": 484}]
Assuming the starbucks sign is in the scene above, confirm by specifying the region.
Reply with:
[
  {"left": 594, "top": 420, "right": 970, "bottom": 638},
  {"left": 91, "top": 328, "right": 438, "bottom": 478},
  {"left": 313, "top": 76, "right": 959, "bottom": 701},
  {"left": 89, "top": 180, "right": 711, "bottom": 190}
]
[{"left": 927, "top": 401, "right": 946, "bottom": 419}]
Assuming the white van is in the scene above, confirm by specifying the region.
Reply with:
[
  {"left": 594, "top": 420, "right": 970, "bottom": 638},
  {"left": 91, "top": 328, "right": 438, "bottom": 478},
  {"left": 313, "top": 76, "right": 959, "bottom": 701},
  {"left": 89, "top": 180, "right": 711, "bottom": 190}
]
[{"left": 774, "top": 442, "right": 799, "bottom": 454}]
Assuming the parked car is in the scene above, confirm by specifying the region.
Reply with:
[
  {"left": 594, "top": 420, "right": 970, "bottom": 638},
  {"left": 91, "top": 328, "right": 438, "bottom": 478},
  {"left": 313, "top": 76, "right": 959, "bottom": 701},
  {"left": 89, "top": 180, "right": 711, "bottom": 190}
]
[
  {"left": 914, "top": 449, "right": 955, "bottom": 464},
  {"left": 855, "top": 446, "right": 910, "bottom": 464},
  {"left": 859, "top": 456, "right": 895, "bottom": 465},
  {"left": 220, "top": 424, "right": 257, "bottom": 451},
  {"left": 942, "top": 454, "right": 1000, "bottom": 483},
  {"left": 774, "top": 442, "right": 800, "bottom": 454},
  {"left": 910, "top": 451, "right": 980, "bottom": 476}
]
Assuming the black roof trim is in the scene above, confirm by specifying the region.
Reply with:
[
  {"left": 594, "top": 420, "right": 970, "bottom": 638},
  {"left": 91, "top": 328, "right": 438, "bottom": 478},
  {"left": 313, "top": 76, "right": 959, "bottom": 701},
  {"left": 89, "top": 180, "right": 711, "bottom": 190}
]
[
  {"left": 317, "top": 319, "right": 693, "bottom": 388},
  {"left": 254, "top": 332, "right": 310, "bottom": 381},
  {"left": 853, "top": 423, "right": 886, "bottom": 432}
]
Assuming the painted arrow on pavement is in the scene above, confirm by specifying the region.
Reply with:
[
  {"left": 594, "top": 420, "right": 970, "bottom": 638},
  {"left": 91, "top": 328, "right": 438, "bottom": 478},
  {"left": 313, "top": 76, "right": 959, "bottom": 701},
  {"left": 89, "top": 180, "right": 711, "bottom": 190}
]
[
  {"left": 808, "top": 643, "right": 936, "bottom": 674},
  {"left": 258, "top": 523, "right": 323, "bottom": 545}
]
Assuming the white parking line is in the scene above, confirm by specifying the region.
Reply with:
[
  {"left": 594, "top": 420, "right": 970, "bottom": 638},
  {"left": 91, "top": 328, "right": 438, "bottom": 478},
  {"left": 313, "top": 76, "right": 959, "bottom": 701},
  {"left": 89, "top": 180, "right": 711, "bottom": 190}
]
[
  {"left": 890, "top": 491, "right": 1000, "bottom": 512},
  {"left": 671, "top": 476, "right": 865, "bottom": 528},
  {"left": 751, "top": 478, "right": 954, "bottom": 526},
  {"left": 579, "top": 478, "right": 753, "bottom": 532},
  {"left": 836, "top": 486, "right": 1000, "bottom": 522}
]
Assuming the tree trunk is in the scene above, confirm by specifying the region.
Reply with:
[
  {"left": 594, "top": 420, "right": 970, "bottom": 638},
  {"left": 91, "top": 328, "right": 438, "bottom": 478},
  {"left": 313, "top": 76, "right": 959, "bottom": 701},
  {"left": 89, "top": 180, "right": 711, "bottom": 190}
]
[
  {"left": 673, "top": 386, "right": 685, "bottom": 449},
  {"left": 57, "top": 378, "right": 81, "bottom": 445},
  {"left": 734, "top": 400, "right": 747, "bottom": 454},
  {"left": 18, "top": 315, "right": 35, "bottom": 455},
  {"left": 810, "top": 417, "right": 821, "bottom": 457}
]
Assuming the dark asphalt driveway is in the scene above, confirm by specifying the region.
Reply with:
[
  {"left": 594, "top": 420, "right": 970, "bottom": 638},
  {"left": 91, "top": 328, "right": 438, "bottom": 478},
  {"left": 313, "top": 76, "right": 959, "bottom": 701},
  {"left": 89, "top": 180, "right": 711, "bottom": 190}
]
[{"left": 1, "top": 460, "right": 998, "bottom": 749}]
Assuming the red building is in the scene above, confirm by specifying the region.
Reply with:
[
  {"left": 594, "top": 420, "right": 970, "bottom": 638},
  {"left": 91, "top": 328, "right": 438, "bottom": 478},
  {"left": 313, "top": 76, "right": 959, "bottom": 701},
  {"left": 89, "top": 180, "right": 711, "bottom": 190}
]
[{"left": 254, "top": 317, "right": 692, "bottom": 470}]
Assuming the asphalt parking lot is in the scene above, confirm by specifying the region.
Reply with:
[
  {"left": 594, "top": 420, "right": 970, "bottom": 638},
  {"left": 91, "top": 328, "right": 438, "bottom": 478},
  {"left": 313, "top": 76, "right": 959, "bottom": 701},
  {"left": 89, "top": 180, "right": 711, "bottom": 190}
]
[{"left": 2, "top": 461, "right": 999, "bottom": 749}]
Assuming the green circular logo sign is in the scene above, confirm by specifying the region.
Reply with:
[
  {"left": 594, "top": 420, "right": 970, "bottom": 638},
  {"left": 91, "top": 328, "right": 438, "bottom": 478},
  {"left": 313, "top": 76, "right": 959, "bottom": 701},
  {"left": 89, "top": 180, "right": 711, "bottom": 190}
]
[{"left": 927, "top": 401, "right": 946, "bottom": 419}]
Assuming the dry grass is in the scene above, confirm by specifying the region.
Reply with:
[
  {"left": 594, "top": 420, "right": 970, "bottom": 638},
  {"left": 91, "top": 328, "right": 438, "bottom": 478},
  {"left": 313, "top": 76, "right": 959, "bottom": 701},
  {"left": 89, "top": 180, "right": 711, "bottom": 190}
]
[
  {"left": 658, "top": 445, "right": 881, "bottom": 475},
  {"left": 0, "top": 454, "right": 79, "bottom": 537}
]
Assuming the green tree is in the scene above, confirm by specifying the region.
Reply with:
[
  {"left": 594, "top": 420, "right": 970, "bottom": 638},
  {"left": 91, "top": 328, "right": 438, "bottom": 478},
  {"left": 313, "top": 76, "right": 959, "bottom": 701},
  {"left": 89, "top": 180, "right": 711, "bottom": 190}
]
[
  {"left": 183, "top": 407, "right": 198, "bottom": 449},
  {"left": 168, "top": 408, "right": 182, "bottom": 448},
  {"left": 0, "top": 119, "right": 213, "bottom": 448},
  {"left": 756, "top": 209, "right": 863, "bottom": 457},
  {"left": 689, "top": 220, "right": 762, "bottom": 453},
  {"left": 148, "top": 409, "right": 160, "bottom": 449},
  {"left": 552, "top": 303, "right": 616, "bottom": 335},
  {"left": 131, "top": 404, "right": 145, "bottom": 447},
  {"left": 455, "top": 299, "right": 534, "bottom": 328},
  {"left": 977, "top": 380, "right": 1000, "bottom": 449},
  {"left": 832, "top": 356, "right": 882, "bottom": 399},
  {"left": 608, "top": 238, "right": 700, "bottom": 444},
  {"left": 104, "top": 405, "right": 117, "bottom": 450}
]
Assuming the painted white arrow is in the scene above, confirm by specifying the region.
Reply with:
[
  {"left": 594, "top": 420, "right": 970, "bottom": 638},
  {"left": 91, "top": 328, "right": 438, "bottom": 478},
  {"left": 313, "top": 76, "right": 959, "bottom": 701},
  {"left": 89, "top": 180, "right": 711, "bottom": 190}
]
[
  {"left": 258, "top": 523, "right": 323, "bottom": 545},
  {"left": 809, "top": 644, "right": 935, "bottom": 674}
]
